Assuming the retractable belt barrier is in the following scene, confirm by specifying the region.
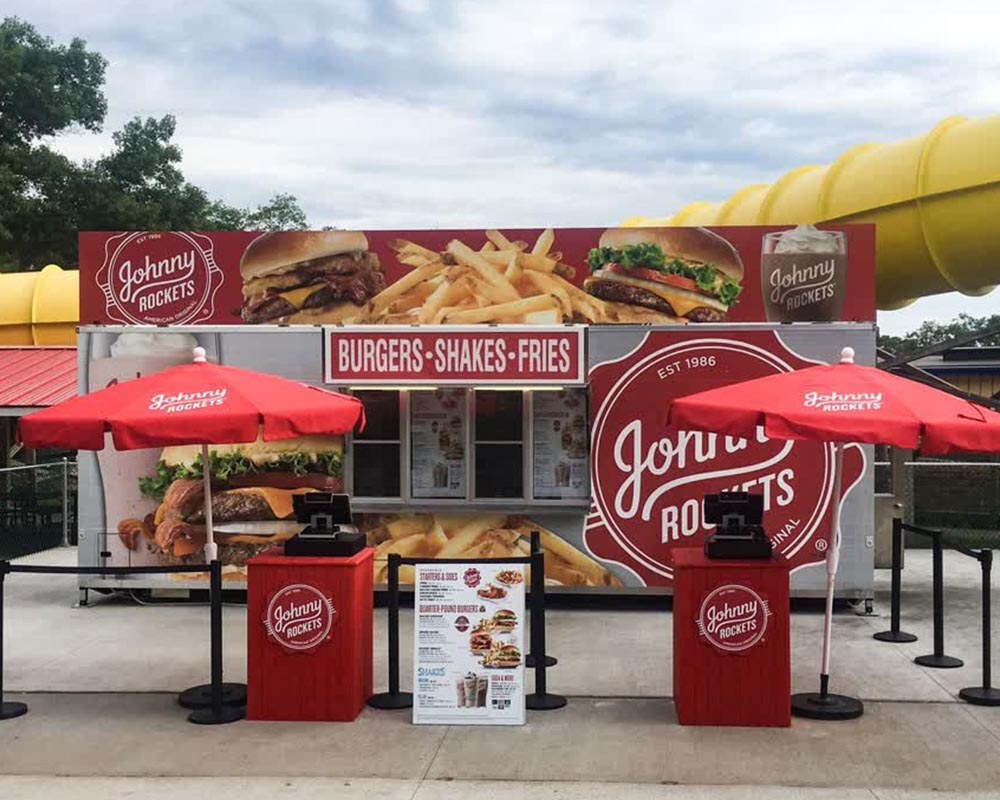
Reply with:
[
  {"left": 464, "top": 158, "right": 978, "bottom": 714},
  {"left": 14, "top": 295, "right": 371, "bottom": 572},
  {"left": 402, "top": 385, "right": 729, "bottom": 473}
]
[
  {"left": 872, "top": 520, "right": 1000, "bottom": 707},
  {"left": 0, "top": 560, "right": 245, "bottom": 724},
  {"left": 369, "top": 530, "right": 566, "bottom": 713}
]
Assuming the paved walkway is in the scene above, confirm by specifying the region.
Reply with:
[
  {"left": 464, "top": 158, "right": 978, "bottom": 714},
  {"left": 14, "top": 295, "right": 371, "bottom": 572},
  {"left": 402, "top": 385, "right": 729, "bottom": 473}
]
[{"left": 1, "top": 547, "right": 998, "bottom": 798}]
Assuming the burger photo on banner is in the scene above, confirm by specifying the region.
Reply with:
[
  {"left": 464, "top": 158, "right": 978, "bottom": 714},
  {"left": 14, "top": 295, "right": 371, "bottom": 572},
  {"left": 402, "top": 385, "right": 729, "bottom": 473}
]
[{"left": 116, "top": 435, "right": 344, "bottom": 580}]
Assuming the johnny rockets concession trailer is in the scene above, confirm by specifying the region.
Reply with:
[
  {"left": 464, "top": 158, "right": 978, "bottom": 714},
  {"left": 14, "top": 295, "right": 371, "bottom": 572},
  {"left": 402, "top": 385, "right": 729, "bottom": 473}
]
[{"left": 73, "top": 225, "right": 877, "bottom": 598}]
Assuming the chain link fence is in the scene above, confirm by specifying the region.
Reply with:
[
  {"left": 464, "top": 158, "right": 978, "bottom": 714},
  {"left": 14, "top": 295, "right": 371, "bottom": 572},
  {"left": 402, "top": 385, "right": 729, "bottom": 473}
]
[
  {"left": 0, "top": 460, "right": 77, "bottom": 560},
  {"left": 875, "top": 457, "right": 1000, "bottom": 546}
]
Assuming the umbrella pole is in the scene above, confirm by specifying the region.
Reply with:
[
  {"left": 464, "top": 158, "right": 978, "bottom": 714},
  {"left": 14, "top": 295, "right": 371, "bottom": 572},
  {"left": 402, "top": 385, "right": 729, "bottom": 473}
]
[
  {"left": 791, "top": 442, "right": 864, "bottom": 721},
  {"left": 187, "top": 443, "right": 244, "bottom": 725}
]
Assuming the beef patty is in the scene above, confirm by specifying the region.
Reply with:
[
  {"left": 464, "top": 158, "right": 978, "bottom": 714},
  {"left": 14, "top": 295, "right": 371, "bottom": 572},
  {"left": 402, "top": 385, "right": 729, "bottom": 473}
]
[{"left": 586, "top": 280, "right": 726, "bottom": 322}]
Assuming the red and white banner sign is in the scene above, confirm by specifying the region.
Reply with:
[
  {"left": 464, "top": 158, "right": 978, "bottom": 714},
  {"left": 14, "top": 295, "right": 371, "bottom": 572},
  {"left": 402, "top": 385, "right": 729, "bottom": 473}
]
[
  {"left": 324, "top": 326, "right": 586, "bottom": 385},
  {"left": 586, "top": 329, "right": 865, "bottom": 586}
]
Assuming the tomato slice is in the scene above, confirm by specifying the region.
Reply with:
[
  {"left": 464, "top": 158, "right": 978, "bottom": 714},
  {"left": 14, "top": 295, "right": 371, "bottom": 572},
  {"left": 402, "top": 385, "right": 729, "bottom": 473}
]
[{"left": 604, "top": 263, "right": 698, "bottom": 293}]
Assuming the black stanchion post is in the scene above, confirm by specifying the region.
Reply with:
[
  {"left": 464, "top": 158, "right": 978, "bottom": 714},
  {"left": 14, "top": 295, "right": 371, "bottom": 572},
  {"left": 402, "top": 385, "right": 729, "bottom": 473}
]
[
  {"left": 369, "top": 553, "right": 413, "bottom": 709},
  {"left": 526, "top": 531, "right": 566, "bottom": 711},
  {"left": 915, "top": 533, "right": 963, "bottom": 669},
  {"left": 189, "top": 560, "right": 244, "bottom": 724},
  {"left": 874, "top": 517, "right": 917, "bottom": 643},
  {"left": 0, "top": 561, "right": 28, "bottom": 720},
  {"left": 960, "top": 550, "right": 1000, "bottom": 705},
  {"left": 526, "top": 529, "right": 557, "bottom": 669}
]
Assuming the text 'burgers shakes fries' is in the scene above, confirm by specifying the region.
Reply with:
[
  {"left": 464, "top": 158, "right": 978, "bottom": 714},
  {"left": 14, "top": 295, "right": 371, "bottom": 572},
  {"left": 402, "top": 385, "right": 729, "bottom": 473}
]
[
  {"left": 349, "top": 229, "right": 695, "bottom": 325},
  {"left": 359, "top": 513, "right": 622, "bottom": 588}
]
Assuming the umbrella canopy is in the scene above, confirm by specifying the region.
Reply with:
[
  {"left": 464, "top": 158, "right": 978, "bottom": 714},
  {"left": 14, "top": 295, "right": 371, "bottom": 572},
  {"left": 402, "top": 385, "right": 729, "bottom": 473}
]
[
  {"left": 18, "top": 348, "right": 365, "bottom": 452},
  {"left": 667, "top": 348, "right": 1000, "bottom": 456}
]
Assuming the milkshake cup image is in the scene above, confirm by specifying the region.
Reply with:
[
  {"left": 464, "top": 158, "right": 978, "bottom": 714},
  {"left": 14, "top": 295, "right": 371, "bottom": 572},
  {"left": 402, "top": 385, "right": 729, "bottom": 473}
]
[
  {"left": 464, "top": 673, "right": 478, "bottom": 707},
  {"left": 455, "top": 677, "right": 467, "bottom": 707},
  {"left": 761, "top": 225, "right": 846, "bottom": 322},
  {"left": 476, "top": 676, "right": 488, "bottom": 707}
]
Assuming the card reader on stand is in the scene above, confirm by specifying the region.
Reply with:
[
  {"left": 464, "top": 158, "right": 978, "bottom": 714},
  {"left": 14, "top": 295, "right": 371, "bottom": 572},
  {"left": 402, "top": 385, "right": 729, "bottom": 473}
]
[
  {"left": 284, "top": 493, "right": 365, "bottom": 557},
  {"left": 703, "top": 491, "right": 772, "bottom": 560}
]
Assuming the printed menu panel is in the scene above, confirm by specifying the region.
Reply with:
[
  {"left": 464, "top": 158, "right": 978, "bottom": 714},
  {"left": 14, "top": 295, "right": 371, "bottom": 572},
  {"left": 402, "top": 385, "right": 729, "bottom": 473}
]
[
  {"left": 413, "top": 562, "right": 526, "bottom": 725},
  {"left": 532, "top": 388, "right": 589, "bottom": 499},
  {"left": 411, "top": 389, "right": 467, "bottom": 498}
]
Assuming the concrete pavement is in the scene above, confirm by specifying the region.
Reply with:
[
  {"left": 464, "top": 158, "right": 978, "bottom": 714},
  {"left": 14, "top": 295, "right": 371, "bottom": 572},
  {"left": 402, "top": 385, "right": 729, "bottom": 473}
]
[{"left": 1, "top": 546, "right": 999, "bottom": 798}]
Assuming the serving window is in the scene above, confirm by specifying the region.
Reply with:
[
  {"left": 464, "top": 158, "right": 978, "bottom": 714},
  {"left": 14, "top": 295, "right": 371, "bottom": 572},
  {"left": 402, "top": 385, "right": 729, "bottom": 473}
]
[{"left": 345, "top": 387, "right": 589, "bottom": 506}]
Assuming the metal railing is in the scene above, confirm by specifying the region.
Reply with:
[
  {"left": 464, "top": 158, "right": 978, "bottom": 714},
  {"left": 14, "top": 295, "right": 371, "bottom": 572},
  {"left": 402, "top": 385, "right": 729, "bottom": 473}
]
[
  {"left": 0, "top": 460, "right": 77, "bottom": 560},
  {"left": 875, "top": 460, "right": 1000, "bottom": 533}
]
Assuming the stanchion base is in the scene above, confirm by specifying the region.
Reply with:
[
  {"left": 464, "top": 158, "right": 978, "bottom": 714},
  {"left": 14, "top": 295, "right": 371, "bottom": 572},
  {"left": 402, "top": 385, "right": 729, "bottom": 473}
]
[
  {"left": 0, "top": 701, "right": 28, "bottom": 720},
  {"left": 178, "top": 683, "right": 248, "bottom": 709},
  {"left": 187, "top": 704, "right": 245, "bottom": 725},
  {"left": 526, "top": 654, "right": 557, "bottom": 668},
  {"left": 791, "top": 692, "right": 863, "bottom": 720},
  {"left": 368, "top": 692, "right": 413, "bottom": 710},
  {"left": 959, "top": 686, "right": 1000, "bottom": 706},
  {"left": 873, "top": 630, "right": 918, "bottom": 643},
  {"left": 915, "top": 654, "right": 964, "bottom": 669},
  {"left": 527, "top": 692, "right": 567, "bottom": 711}
]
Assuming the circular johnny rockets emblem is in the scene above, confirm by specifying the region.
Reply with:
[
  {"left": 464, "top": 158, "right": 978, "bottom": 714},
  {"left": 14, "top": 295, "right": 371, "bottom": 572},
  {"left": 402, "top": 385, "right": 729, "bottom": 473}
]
[
  {"left": 264, "top": 584, "right": 336, "bottom": 653},
  {"left": 696, "top": 584, "right": 771, "bottom": 653},
  {"left": 96, "top": 231, "right": 223, "bottom": 325}
]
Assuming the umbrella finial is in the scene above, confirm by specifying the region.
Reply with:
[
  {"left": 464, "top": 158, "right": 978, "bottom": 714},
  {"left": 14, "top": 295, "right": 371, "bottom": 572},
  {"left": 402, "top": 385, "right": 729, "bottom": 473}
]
[
  {"left": 839, "top": 347, "right": 855, "bottom": 364},
  {"left": 193, "top": 346, "right": 207, "bottom": 364}
]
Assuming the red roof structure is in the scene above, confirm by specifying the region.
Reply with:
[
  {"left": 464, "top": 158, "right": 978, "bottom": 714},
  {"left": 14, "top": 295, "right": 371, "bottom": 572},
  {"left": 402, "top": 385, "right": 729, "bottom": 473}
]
[{"left": 0, "top": 348, "right": 77, "bottom": 412}]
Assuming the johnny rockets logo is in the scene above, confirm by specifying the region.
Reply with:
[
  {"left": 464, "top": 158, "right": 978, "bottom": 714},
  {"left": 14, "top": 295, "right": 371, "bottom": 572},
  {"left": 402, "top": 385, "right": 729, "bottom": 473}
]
[
  {"left": 264, "top": 584, "right": 336, "bottom": 653},
  {"left": 696, "top": 584, "right": 771, "bottom": 652},
  {"left": 586, "top": 331, "right": 863, "bottom": 586},
  {"left": 95, "top": 231, "right": 223, "bottom": 325}
]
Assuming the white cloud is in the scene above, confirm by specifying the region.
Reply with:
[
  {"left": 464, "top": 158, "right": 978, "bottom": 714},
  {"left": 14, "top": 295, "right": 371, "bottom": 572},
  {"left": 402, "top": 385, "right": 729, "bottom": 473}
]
[{"left": 9, "top": 0, "right": 1000, "bottom": 329}]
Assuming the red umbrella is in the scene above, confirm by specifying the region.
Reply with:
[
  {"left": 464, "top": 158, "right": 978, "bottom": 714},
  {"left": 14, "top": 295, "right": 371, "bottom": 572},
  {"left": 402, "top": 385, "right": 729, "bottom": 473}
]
[
  {"left": 17, "top": 346, "right": 365, "bottom": 725},
  {"left": 667, "top": 347, "right": 1000, "bottom": 720},
  {"left": 18, "top": 346, "right": 365, "bottom": 561}
]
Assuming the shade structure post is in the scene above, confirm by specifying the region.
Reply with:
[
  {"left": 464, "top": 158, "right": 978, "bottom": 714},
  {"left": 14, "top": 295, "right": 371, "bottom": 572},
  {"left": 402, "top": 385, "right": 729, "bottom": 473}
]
[{"left": 791, "top": 441, "right": 864, "bottom": 720}]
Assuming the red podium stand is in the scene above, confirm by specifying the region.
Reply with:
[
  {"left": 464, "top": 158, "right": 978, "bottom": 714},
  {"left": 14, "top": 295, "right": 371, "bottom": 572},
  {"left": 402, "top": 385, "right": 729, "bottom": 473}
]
[
  {"left": 672, "top": 548, "right": 790, "bottom": 727},
  {"left": 247, "top": 548, "right": 373, "bottom": 722}
]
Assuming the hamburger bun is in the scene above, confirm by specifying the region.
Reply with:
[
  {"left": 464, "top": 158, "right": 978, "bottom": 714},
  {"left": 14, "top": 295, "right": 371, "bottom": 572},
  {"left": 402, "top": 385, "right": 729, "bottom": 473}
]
[
  {"left": 598, "top": 227, "right": 743, "bottom": 281},
  {"left": 241, "top": 231, "right": 370, "bottom": 281}
]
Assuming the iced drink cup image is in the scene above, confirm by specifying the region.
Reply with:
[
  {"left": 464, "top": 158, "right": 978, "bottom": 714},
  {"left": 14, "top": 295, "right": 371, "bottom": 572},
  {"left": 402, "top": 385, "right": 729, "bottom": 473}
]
[
  {"left": 761, "top": 225, "right": 846, "bottom": 322},
  {"left": 464, "top": 673, "right": 478, "bottom": 707}
]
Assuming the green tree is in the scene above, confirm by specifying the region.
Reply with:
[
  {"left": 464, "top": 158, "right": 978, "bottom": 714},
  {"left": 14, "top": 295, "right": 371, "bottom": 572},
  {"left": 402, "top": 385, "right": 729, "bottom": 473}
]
[
  {"left": 879, "top": 313, "right": 1000, "bottom": 358},
  {"left": 0, "top": 17, "right": 308, "bottom": 272}
]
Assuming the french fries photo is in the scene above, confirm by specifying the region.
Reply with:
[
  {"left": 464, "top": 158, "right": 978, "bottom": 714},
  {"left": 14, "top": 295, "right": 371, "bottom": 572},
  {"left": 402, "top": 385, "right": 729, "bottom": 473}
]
[
  {"left": 342, "top": 228, "right": 659, "bottom": 326},
  {"left": 361, "top": 512, "right": 622, "bottom": 589}
]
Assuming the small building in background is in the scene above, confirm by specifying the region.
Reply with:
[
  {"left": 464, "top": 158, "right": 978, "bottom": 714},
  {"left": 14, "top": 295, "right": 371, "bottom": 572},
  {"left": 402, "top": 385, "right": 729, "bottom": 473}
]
[{"left": 910, "top": 346, "right": 1000, "bottom": 400}]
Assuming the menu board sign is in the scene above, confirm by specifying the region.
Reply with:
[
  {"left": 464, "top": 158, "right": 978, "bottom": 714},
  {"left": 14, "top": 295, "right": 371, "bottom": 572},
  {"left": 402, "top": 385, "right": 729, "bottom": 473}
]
[
  {"left": 411, "top": 389, "right": 467, "bottom": 498},
  {"left": 325, "top": 326, "right": 586, "bottom": 385},
  {"left": 413, "top": 562, "right": 526, "bottom": 725},
  {"left": 533, "top": 389, "right": 589, "bottom": 499}
]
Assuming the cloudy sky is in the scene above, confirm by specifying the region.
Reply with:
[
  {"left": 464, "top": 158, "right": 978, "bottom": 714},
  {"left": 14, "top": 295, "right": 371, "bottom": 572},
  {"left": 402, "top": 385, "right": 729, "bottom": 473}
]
[{"left": 11, "top": 0, "right": 1000, "bottom": 335}]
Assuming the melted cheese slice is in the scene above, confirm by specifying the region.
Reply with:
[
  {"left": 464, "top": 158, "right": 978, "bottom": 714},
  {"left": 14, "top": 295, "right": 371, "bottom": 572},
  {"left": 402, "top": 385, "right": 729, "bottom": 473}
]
[
  {"left": 227, "top": 487, "right": 314, "bottom": 519},
  {"left": 590, "top": 270, "right": 728, "bottom": 315},
  {"left": 275, "top": 284, "right": 321, "bottom": 309}
]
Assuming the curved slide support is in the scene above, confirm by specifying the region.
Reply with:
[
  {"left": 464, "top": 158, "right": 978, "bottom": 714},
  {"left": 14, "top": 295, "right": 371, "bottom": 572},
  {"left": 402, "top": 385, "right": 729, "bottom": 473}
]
[{"left": 625, "top": 113, "right": 1000, "bottom": 310}]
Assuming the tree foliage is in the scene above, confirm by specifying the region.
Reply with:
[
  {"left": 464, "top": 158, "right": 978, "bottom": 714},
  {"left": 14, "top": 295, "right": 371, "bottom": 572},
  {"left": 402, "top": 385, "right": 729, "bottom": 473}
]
[
  {"left": 879, "top": 313, "right": 1000, "bottom": 358},
  {"left": 0, "top": 17, "right": 307, "bottom": 272}
]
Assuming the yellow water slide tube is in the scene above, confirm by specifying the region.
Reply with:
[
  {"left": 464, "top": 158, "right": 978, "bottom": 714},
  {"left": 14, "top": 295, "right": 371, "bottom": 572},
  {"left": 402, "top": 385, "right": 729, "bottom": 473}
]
[
  {"left": 624, "top": 114, "right": 1000, "bottom": 310},
  {"left": 0, "top": 265, "right": 79, "bottom": 345}
]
